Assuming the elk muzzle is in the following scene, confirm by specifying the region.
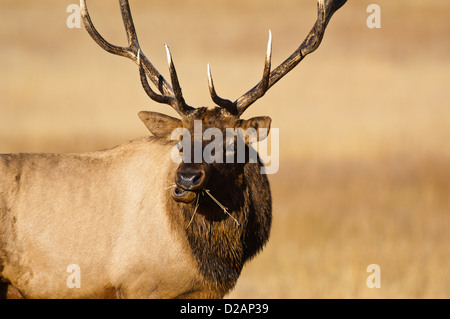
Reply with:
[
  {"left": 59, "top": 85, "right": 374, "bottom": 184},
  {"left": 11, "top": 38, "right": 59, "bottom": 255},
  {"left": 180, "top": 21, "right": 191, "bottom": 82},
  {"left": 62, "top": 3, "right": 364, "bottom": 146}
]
[{"left": 172, "top": 163, "right": 210, "bottom": 203}]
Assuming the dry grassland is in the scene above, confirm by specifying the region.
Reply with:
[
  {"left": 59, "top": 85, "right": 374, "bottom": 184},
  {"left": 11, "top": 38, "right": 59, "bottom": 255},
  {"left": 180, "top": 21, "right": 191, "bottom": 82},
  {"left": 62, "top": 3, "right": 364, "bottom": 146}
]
[{"left": 1, "top": 0, "right": 449, "bottom": 298}]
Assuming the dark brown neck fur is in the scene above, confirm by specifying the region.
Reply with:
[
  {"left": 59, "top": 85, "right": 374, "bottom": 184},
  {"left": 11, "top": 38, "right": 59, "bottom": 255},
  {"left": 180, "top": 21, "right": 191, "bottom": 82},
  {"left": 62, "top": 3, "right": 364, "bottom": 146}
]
[{"left": 166, "top": 160, "right": 271, "bottom": 297}]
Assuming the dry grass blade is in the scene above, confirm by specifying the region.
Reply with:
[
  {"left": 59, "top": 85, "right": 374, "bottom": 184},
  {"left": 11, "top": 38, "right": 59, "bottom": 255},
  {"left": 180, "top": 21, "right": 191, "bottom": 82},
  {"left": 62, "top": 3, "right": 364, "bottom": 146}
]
[
  {"left": 204, "top": 189, "right": 240, "bottom": 227},
  {"left": 186, "top": 193, "right": 200, "bottom": 229}
]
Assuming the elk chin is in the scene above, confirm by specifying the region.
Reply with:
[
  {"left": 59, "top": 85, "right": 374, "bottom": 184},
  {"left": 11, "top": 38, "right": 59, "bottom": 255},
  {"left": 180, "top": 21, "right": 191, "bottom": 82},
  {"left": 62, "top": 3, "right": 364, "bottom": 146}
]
[{"left": 172, "top": 187, "right": 196, "bottom": 203}]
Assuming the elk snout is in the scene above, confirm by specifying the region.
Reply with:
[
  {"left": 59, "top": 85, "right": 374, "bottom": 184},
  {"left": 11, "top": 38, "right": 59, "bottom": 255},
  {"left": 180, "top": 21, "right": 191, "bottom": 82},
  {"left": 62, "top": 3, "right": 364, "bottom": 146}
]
[
  {"left": 176, "top": 164, "right": 209, "bottom": 191},
  {"left": 172, "top": 164, "right": 210, "bottom": 203}
]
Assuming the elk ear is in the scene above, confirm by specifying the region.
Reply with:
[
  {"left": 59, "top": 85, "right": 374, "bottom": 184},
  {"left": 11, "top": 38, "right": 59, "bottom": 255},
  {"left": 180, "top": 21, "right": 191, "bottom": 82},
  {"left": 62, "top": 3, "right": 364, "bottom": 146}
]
[
  {"left": 138, "top": 111, "right": 182, "bottom": 139},
  {"left": 237, "top": 116, "right": 272, "bottom": 141}
]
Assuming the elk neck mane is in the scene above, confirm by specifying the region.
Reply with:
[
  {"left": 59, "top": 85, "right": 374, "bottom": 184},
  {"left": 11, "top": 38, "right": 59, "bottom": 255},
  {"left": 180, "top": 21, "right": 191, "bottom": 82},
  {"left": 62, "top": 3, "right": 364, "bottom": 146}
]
[{"left": 164, "top": 155, "right": 272, "bottom": 297}]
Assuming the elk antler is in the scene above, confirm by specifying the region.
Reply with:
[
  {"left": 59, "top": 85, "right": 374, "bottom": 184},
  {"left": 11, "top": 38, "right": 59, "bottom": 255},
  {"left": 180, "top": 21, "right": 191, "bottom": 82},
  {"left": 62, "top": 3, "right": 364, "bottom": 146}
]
[
  {"left": 208, "top": 0, "right": 347, "bottom": 117},
  {"left": 81, "top": 0, "right": 346, "bottom": 118},
  {"left": 80, "top": 0, "right": 194, "bottom": 117}
]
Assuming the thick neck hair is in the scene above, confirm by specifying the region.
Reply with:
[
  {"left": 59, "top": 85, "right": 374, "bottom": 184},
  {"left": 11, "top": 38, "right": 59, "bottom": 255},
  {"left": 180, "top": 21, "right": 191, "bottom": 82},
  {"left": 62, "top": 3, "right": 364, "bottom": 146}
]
[{"left": 166, "top": 158, "right": 271, "bottom": 297}]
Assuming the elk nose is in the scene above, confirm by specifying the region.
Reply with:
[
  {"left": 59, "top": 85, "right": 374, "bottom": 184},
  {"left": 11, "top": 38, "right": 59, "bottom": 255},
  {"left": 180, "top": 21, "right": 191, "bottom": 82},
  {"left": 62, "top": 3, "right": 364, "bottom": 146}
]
[{"left": 176, "top": 165, "right": 208, "bottom": 191}]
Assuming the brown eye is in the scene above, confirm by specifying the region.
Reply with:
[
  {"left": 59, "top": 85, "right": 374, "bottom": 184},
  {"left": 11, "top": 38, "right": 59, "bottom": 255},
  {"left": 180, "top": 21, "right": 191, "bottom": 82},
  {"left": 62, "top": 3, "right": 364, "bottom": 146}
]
[{"left": 176, "top": 142, "right": 183, "bottom": 154}]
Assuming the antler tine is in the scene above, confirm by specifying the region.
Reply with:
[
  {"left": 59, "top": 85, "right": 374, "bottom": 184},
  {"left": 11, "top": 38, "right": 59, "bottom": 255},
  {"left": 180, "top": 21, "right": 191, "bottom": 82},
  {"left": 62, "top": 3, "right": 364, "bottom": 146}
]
[
  {"left": 138, "top": 50, "right": 172, "bottom": 105},
  {"left": 164, "top": 44, "right": 194, "bottom": 114},
  {"left": 233, "top": 0, "right": 346, "bottom": 117},
  {"left": 207, "top": 64, "right": 237, "bottom": 115},
  {"left": 234, "top": 30, "right": 272, "bottom": 116},
  {"left": 80, "top": 0, "right": 193, "bottom": 117},
  {"left": 207, "top": 30, "right": 271, "bottom": 116},
  {"left": 80, "top": 0, "right": 128, "bottom": 59},
  {"left": 119, "top": 0, "right": 139, "bottom": 49},
  {"left": 207, "top": 29, "right": 272, "bottom": 116}
]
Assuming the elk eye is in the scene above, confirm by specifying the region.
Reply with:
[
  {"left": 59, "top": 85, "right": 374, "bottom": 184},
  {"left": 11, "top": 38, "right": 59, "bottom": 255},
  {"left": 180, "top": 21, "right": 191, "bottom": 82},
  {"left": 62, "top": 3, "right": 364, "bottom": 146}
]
[
  {"left": 225, "top": 138, "right": 235, "bottom": 156},
  {"left": 226, "top": 138, "right": 235, "bottom": 150},
  {"left": 176, "top": 142, "right": 184, "bottom": 154}
]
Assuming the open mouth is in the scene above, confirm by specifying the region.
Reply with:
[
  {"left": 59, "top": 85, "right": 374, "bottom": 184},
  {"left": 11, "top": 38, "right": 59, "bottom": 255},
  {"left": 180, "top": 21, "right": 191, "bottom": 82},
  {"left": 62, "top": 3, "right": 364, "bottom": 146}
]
[{"left": 172, "top": 186, "right": 197, "bottom": 203}]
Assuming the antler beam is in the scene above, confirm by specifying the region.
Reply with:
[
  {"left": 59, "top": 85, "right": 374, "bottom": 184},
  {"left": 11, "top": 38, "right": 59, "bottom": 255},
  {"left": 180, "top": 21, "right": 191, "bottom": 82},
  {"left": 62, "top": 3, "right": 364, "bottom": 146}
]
[
  {"left": 81, "top": 0, "right": 346, "bottom": 118},
  {"left": 208, "top": 0, "right": 347, "bottom": 117},
  {"left": 80, "top": 0, "right": 193, "bottom": 117}
]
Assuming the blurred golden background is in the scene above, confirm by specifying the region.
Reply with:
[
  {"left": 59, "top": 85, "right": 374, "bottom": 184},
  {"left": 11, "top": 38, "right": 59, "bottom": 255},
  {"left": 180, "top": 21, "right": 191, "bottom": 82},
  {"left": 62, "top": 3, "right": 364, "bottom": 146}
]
[{"left": 1, "top": 0, "right": 449, "bottom": 298}]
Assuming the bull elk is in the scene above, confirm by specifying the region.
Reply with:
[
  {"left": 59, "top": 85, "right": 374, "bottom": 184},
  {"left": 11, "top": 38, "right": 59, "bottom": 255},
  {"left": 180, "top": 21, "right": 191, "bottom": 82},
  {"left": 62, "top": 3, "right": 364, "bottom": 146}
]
[{"left": 0, "top": 0, "right": 346, "bottom": 298}]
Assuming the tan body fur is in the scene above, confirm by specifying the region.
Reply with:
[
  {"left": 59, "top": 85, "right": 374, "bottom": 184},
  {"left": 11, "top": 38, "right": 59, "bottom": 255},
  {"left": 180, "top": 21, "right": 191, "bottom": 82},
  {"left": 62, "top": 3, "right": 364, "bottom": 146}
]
[
  {"left": 0, "top": 137, "right": 206, "bottom": 298},
  {"left": 0, "top": 0, "right": 346, "bottom": 299}
]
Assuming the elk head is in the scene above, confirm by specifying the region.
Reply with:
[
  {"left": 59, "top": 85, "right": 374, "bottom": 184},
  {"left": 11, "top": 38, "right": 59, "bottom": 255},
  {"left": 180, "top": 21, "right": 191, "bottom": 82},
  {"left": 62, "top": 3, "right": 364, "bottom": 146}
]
[{"left": 80, "top": 0, "right": 346, "bottom": 205}]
